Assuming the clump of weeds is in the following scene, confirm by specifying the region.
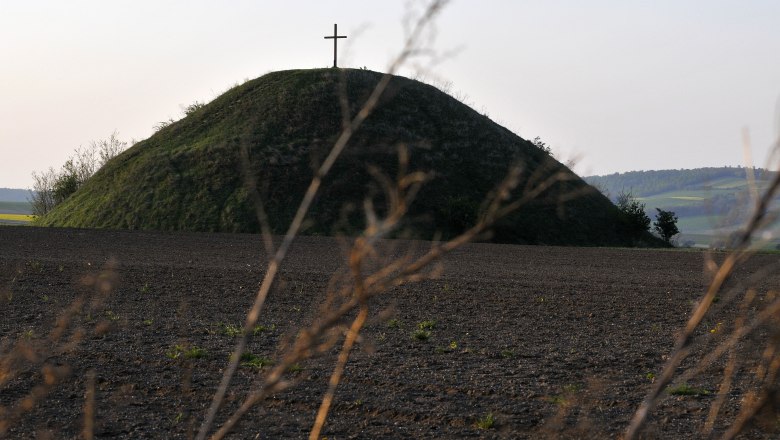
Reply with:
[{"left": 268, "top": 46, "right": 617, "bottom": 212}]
[
  {"left": 474, "top": 412, "right": 495, "bottom": 430},
  {"left": 667, "top": 384, "right": 711, "bottom": 397},
  {"left": 412, "top": 329, "right": 431, "bottom": 341},
  {"left": 239, "top": 353, "right": 273, "bottom": 370},
  {"left": 417, "top": 320, "right": 436, "bottom": 330},
  {"left": 167, "top": 344, "right": 207, "bottom": 360}
]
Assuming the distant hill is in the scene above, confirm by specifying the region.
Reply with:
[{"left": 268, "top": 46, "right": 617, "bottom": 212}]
[
  {"left": 585, "top": 167, "right": 780, "bottom": 247},
  {"left": 38, "top": 68, "right": 655, "bottom": 246},
  {"left": 585, "top": 167, "right": 775, "bottom": 198},
  {"left": 0, "top": 188, "right": 31, "bottom": 203}
]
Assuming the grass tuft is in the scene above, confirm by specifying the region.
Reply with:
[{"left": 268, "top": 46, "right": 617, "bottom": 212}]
[{"left": 667, "top": 384, "right": 711, "bottom": 396}]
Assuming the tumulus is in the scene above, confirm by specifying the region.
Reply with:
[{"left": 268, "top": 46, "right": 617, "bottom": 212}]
[{"left": 39, "top": 68, "right": 645, "bottom": 246}]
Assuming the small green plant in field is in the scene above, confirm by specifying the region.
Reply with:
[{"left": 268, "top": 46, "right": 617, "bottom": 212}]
[
  {"left": 709, "top": 322, "right": 723, "bottom": 334},
  {"left": 140, "top": 282, "right": 150, "bottom": 294},
  {"left": 387, "top": 318, "right": 402, "bottom": 329},
  {"left": 546, "top": 385, "right": 582, "bottom": 406},
  {"left": 547, "top": 395, "right": 567, "bottom": 405},
  {"left": 104, "top": 310, "right": 120, "bottom": 322},
  {"left": 240, "top": 352, "right": 273, "bottom": 370},
  {"left": 475, "top": 413, "right": 495, "bottom": 430},
  {"left": 221, "top": 323, "right": 243, "bottom": 337},
  {"left": 58, "top": 264, "right": 64, "bottom": 273},
  {"left": 412, "top": 329, "right": 431, "bottom": 341},
  {"left": 173, "top": 412, "right": 184, "bottom": 424},
  {"left": 143, "top": 318, "right": 154, "bottom": 326},
  {"left": 646, "top": 372, "right": 656, "bottom": 382},
  {"left": 41, "top": 294, "right": 49, "bottom": 302},
  {"left": 417, "top": 320, "right": 436, "bottom": 331},
  {"left": 167, "top": 344, "right": 207, "bottom": 360},
  {"left": 167, "top": 346, "right": 183, "bottom": 359},
  {"left": 441, "top": 283, "right": 454, "bottom": 293},
  {"left": 435, "top": 341, "right": 459, "bottom": 354},
  {"left": 500, "top": 349, "right": 515, "bottom": 359},
  {"left": 287, "top": 363, "right": 304, "bottom": 373},
  {"left": 22, "top": 329, "right": 35, "bottom": 340},
  {"left": 28, "top": 260, "right": 42, "bottom": 272},
  {"left": 185, "top": 347, "right": 207, "bottom": 359},
  {"left": 252, "top": 324, "right": 275, "bottom": 335},
  {"left": 668, "top": 384, "right": 710, "bottom": 396}
]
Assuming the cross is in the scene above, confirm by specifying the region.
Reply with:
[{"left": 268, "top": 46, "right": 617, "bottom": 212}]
[{"left": 324, "top": 23, "right": 347, "bottom": 68}]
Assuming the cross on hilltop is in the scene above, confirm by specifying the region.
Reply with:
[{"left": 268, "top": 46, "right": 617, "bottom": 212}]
[{"left": 324, "top": 24, "right": 347, "bottom": 68}]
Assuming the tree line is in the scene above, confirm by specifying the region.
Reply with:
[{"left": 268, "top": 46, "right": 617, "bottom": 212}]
[{"left": 585, "top": 167, "right": 775, "bottom": 198}]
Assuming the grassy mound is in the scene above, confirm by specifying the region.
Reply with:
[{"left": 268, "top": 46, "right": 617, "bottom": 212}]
[{"left": 40, "top": 68, "right": 643, "bottom": 246}]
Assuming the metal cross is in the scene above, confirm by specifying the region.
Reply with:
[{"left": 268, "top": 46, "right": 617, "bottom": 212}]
[{"left": 324, "top": 24, "right": 347, "bottom": 68}]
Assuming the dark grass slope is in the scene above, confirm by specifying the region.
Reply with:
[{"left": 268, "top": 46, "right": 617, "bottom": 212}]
[{"left": 40, "top": 68, "right": 646, "bottom": 246}]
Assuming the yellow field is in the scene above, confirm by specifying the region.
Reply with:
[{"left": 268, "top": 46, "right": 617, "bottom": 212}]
[{"left": 0, "top": 213, "right": 35, "bottom": 222}]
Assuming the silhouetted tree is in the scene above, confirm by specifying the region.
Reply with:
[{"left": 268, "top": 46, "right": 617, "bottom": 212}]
[
  {"left": 616, "top": 191, "right": 650, "bottom": 238},
  {"left": 654, "top": 208, "right": 679, "bottom": 244}
]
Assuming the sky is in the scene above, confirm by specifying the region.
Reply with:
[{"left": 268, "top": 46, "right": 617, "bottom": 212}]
[{"left": 1, "top": 0, "right": 779, "bottom": 189}]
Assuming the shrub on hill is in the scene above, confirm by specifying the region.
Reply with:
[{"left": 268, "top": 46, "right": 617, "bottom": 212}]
[
  {"left": 30, "top": 132, "right": 127, "bottom": 216},
  {"left": 616, "top": 191, "right": 651, "bottom": 239}
]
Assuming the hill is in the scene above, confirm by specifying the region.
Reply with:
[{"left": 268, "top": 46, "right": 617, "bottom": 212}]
[
  {"left": 585, "top": 167, "right": 780, "bottom": 247},
  {"left": 39, "top": 68, "right": 650, "bottom": 246},
  {"left": 0, "top": 188, "right": 31, "bottom": 203}
]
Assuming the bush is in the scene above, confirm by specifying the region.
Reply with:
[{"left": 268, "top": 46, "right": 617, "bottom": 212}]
[
  {"left": 616, "top": 191, "right": 650, "bottom": 238},
  {"left": 29, "top": 132, "right": 128, "bottom": 216},
  {"left": 653, "top": 208, "right": 679, "bottom": 244}
]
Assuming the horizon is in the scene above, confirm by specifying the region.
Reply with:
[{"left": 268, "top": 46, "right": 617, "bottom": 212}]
[{"left": 1, "top": 1, "right": 779, "bottom": 188}]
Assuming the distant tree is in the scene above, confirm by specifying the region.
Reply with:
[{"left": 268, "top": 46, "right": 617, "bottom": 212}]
[
  {"left": 616, "top": 191, "right": 650, "bottom": 237},
  {"left": 30, "top": 167, "right": 57, "bottom": 216},
  {"left": 653, "top": 208, "right": 679, "bottom": 244},
  {"left": 29, "top": 132, "right": 128, "bottom": 216}
]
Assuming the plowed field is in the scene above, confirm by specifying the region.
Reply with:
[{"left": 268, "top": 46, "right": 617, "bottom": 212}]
[{"left": 2, "top": 226, "right": 779, "bottom": 439}]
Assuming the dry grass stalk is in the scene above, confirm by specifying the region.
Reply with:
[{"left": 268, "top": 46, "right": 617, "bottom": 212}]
[
  {"left": 194, "top": 6, "right": 578, "bottom": 436},
  {"left": 625, "top": 129, "right": 780, "bottom": 439},
  {"left": 195, "top": 2, "right": 453, "bottom": 438},
  {"left": 0, "top": 261, "right": 116, "bottom": 437}
]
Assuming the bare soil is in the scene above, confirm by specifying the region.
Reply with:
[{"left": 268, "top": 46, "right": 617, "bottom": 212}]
[{"left": 1, "top": 226, "right": 779, "bottom": 439}]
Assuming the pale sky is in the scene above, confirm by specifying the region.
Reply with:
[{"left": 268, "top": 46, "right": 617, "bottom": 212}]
[{"left": 1, "top": 0, "right": 779, "bottom": 189}]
